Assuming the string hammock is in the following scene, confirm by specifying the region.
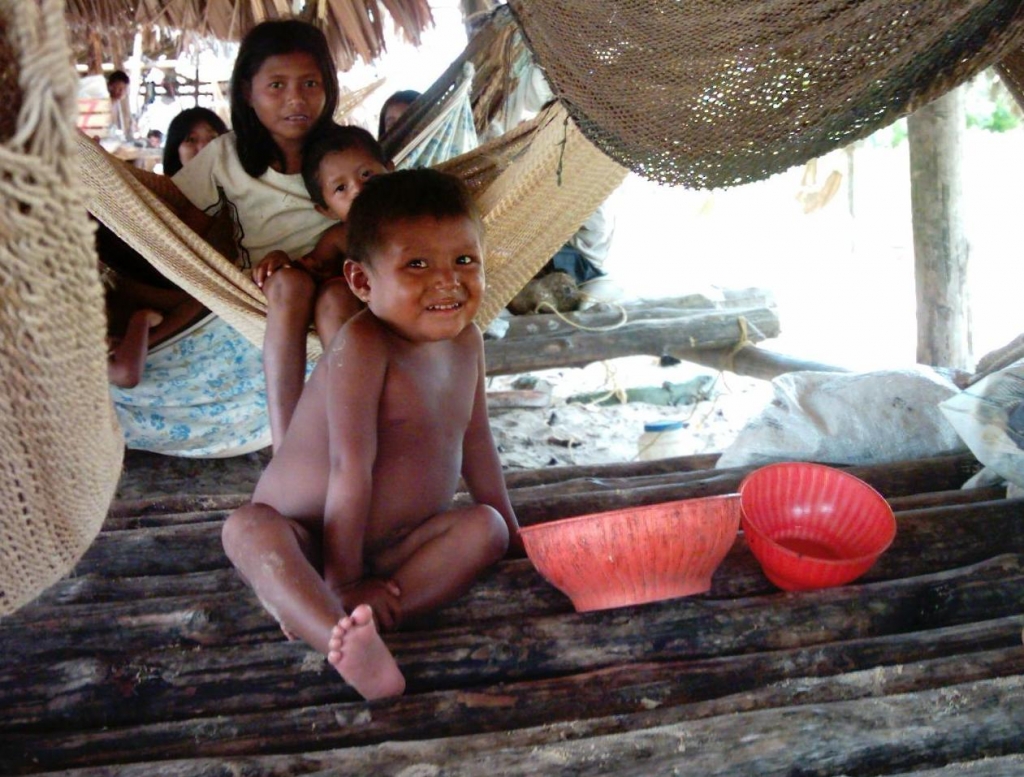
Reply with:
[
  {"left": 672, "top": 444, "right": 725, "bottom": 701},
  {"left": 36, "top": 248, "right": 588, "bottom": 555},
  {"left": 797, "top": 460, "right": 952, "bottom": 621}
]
[
  {"left": 0, "top": 0, "right": 124, "bottom": 616},
  {"left": 506, "top": 0, "right": 1024, "bottom": 189},
  {"left": 381, "top": 5, "right": 528, "bottom": 163},
  {"left": 390, "top": 62, "right": 480, "bottom": 170}
]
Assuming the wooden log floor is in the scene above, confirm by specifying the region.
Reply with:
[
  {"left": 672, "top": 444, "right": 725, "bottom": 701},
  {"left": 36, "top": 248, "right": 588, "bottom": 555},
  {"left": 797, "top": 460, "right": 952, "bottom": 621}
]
[{"left": 3, "top": 452, "right": 1024, "bottom": 776}]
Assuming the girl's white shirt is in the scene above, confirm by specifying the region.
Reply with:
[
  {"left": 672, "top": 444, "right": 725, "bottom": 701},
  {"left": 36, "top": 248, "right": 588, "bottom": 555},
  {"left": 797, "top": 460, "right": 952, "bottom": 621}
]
[{"left": 173, "top": 132, "right": 334, "bottom": 269}]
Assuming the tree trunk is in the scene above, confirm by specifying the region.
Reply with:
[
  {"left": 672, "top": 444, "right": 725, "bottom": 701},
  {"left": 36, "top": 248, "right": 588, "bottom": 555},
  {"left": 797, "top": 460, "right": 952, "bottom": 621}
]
[{"left": 907, "top": 85, "right": 972, "bottom": 369}]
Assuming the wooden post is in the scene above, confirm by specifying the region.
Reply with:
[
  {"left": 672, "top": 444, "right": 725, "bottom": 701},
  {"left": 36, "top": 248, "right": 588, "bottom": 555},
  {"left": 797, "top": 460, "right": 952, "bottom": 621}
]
[
  {"left": 907, "top": 85, "right": 972, "bottom": 370},
  {"left": 86, "top": 30, "right": 104, "bottom": 76},
  {"left": 461, "top": 0, "right": 497, "bottom": 35}
]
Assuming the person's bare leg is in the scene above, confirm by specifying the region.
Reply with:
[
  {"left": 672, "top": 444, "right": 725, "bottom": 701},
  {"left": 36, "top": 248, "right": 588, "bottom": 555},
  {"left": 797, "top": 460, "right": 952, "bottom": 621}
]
[
  {"left": 372, "top": 505, "right": 510, "bottom": 625},
  {"left": 103, "top": 274, "right": 208, "bottom": 350},
  {"left": 221, "top": 503, "right": 404, "bottom": 699},
  {"left": 314, "top": 277, "right": 364, "bottom": 348},
  {"left": 108, "top": 309, "right": 163, "bottom": 388},
  {"left": 262, "top": 268, "right": 316, "bottom": 451},
  {"left": 147, "top": 297, "right": 207, "bottom": 346},
  {"left": 328, "top": 604, "right": 405, "bottom": 699}
]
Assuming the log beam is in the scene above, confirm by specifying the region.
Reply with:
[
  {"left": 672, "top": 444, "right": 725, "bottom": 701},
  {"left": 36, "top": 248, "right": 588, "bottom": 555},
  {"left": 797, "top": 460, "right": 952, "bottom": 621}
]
[{"left": 484, "top": 307, "right": 779, "bottom": 375}]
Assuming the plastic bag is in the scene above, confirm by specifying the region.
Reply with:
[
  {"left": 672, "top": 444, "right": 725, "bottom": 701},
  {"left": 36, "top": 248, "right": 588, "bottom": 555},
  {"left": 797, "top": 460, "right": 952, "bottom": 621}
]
[
  {"left": 717, "top": 368, "right": 966, "bottom": 469},
  {"left": 939, "top": 359, "right": 1024, "bottom": 489}
]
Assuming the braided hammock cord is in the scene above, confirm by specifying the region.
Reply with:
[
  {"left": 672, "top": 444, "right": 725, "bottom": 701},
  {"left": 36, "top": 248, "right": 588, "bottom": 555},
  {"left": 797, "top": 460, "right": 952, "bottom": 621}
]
[
  {"left": 507, "top": 0, "right": 1024, "bottom": 189},
  {"left": 0, "top": 0, "right": 123, "bottom": 615}
]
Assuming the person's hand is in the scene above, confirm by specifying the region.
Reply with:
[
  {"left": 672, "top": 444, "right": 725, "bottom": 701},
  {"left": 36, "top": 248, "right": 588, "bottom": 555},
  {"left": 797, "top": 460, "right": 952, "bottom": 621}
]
[
  {"left": 252, "top": 251, "right": 293, "bottom": 289},
  {"left": 293, "top": 252, "right": 336, "bottom": 283},
  {"left": 332, "top": 578, "right": 402, "bottom": 631}
]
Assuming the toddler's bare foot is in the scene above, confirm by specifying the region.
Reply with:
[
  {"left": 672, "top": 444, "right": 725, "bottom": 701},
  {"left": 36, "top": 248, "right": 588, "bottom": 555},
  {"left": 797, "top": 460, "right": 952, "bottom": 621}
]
[{"left": 327, "top": 604, "right": 405, "bottom": 699}]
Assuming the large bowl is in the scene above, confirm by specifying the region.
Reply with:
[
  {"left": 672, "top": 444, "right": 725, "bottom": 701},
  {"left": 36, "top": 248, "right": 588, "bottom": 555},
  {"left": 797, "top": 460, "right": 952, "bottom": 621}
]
[
  {"left": 739, "top": 462, "right": 897, "bottom": 591},
  {"left": 520, "top": 494, "right": 741, "bottom": 612}
]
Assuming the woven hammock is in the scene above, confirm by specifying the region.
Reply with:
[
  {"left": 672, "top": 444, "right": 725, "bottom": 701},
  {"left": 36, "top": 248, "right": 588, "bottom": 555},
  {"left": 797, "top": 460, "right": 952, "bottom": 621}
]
[
  {"left": 0, "top": 0, "right": 124, "bottom": 616},
  {"left": 507, "top": 0, "right": 1024, "bottom": 189},
  {"left": 382, "top": 5, "right": 526, "bottom": 162},
  {"left": 390, "top": 62, "right": 480, "bottom": 170},
  {"left": 82, "top": 99, "right": 626, "bottom": 347}
]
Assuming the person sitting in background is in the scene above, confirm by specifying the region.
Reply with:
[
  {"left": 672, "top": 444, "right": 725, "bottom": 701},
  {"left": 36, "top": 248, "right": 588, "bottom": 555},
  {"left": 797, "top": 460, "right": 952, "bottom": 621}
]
[
  {"left": 162, "top": 107, "right": 229, "bottom": 176},
  {"left": 95, "top": 107, "right": 228, "bottom": 388},
  {"left": 105, "top": 70, "right": 133, "bottom": 139},
  {"left": 253, "top": 123, "right": 392, "bottom": 450},
  {"left": 106, "top": 308, "right": 163, "bottom": 389},
  {"left": 507, "top": 200, "right": 621, "bottom": 315},
  {"left": 377, "top": 89, "right": 421, "bottom": 140}
]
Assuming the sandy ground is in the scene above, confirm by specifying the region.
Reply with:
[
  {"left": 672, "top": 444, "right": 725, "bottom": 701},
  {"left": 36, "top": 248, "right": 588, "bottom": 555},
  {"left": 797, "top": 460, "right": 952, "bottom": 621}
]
[
  {"left": 116, "top": 357, "right": 772, "bottom": 499},
  {"left": 486, "top": 356, "right": 772, "bottom": 470}
]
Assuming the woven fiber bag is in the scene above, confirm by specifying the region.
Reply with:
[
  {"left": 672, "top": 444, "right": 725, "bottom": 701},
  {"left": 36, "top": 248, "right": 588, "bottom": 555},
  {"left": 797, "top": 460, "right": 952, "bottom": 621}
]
[{"left": 0, "top": 0, "right": 123, "bottom": 615}]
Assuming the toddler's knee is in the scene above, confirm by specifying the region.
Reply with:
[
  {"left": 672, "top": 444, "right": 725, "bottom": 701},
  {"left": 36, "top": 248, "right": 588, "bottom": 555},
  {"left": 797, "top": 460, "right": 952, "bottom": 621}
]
[
  {"left": 221, "top": 507, "right": 267, "bottom": 560},
  {"left": 474, "top": 506, "right": 510, "bottom": 562},
  {"left": 264, "top": 267, "right": 315, "bottom": 305},
  {"left": 221, "top": 510, "right": 248, "bottom": 558}
]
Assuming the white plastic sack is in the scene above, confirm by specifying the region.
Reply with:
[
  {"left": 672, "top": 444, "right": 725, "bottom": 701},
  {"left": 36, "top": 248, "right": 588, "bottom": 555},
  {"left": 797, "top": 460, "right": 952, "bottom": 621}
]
[
  {"left": 939, "top": 358, "right": 1024, "bottom": 489},
  {"left": 717, "top": 368, "right": 967, "bottom": 469}
]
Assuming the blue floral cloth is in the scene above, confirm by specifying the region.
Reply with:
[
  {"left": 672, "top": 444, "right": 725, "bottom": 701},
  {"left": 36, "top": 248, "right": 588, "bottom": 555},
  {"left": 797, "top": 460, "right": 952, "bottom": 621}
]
[{"left": 110, "top": 315, "right": 272, "bottom": 458}]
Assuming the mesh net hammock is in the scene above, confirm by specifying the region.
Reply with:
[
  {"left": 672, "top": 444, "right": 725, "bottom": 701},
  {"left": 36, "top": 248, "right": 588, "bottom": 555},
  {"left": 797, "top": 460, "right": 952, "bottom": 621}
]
[
  {"left": 5, "top": 1, "right": 1024, "bottom": 615},
  {"left": 507, "top": 0, "right": 1024, "bottom": 189}
]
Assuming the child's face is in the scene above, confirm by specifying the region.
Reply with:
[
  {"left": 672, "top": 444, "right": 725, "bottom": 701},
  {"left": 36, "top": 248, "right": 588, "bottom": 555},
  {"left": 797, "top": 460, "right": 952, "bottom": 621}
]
[
  {"left": 107, "top": 80, "right": 127, "bottom": 101},
  {"left": 178, "top": 122, "right": 222, "bottom": 167},
  {"left": 246, "top": 52, "right": 326, "bottom": 148},
  {"left": 316, "top": 148, "right": 391, "bottom": 222},
  {"left": 381, "top": 100, "right": 413, "bottom": 136},
  {"left": 347, "top": 214, "right": 484, "bottom": 342}
]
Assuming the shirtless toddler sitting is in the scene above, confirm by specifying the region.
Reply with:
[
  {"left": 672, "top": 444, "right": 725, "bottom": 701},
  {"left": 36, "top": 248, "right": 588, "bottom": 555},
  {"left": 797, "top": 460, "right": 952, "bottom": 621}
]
[{"left": 221, "top": 168, "right": 522, "bottom": 700}]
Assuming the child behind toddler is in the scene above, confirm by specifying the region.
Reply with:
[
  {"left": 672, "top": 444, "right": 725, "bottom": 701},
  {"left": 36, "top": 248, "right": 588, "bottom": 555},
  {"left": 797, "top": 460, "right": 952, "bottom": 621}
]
[{"left": 255, "top": 124, "right": 393, "bottom": 449}]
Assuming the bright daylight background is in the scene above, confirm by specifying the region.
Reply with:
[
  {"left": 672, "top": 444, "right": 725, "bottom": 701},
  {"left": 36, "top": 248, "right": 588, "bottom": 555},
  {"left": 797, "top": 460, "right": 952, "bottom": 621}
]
[
  {"left": 171, "top": 1, "right": 1023, "bottom": 376},
  {"left": 350, "top": 2, "right": 1024, "bottom": 374}
]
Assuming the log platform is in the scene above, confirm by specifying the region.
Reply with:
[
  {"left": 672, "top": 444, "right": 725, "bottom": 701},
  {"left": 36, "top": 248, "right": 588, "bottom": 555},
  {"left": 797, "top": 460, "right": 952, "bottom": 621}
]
[{"left": 3, "top": 452, "right": 1024, "bottom": 775}]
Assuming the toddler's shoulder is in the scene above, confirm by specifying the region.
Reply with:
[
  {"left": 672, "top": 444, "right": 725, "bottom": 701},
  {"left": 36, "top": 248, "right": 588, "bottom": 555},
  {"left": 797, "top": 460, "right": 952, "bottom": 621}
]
[{"left": 332, "top": 309, "right": 389, "bottom": 352}]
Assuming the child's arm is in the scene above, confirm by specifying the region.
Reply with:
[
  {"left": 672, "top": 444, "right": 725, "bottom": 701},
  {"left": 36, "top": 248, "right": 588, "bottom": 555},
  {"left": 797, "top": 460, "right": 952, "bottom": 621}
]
[
  {"left": 459, "top": 326, "right": 524, "bottom": 556},
  {"left": 252, "top": 224, "right": 345, "bottom": 288},
  {"left": 321, "top": 317, "right": 390, "bottom": 593},
  {"left": 294, "top": 222, "right": 348, "bottom": 282}
]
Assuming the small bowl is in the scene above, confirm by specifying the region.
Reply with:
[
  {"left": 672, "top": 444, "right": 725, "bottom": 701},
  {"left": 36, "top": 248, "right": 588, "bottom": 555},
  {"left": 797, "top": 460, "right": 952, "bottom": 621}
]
[
  {"left": 739, "top": 462, "right": 896, "bottom": 591},
  {"left": 521, "top": 494, "right": 741, "bottom": 612}
]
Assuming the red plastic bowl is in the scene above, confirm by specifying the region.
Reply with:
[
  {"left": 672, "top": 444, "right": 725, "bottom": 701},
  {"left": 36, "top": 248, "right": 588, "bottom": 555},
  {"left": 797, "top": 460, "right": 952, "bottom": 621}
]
[
  {"left": 520, "top": 494, "right": 741, "bottom": 612},
  {"left": 739, "top": 462, "right": 896, "bottom": 591}
]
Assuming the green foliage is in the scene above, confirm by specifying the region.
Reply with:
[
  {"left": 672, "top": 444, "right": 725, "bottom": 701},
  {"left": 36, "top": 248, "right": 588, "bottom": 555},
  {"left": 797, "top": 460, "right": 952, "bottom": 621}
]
[
  {"left": 964, "top": 70, "right": 1021, "bottom": 132},
  {"left": 868, "top": 70, "right": 1021, "bottom": 148},
  {"left": 889, "top": 119, "right": 907, "bottom": 147},
  {"left": 967, "top": 101, "right": 1020, "bottom": 132}
]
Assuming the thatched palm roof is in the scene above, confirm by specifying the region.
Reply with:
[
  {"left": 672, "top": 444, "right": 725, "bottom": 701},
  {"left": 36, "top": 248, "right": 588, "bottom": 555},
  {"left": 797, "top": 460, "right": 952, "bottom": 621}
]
[{"left": 66, "top": 0, "right": 435, "bottom": 70}]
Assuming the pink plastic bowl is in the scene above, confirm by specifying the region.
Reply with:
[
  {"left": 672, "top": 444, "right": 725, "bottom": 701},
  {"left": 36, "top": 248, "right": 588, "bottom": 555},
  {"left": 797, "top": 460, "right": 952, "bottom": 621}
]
[
  {"left": 739, "top": 462, "right": 897, "bottom": 591},
  {"left": 520, "top": 494, "right": 741, "bottom": 612}
]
